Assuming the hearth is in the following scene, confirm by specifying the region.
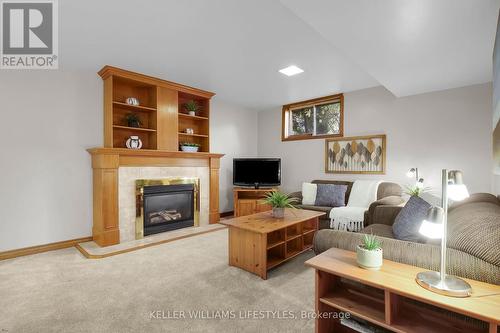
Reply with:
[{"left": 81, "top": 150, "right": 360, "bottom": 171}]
[{"left": 135, "top": 178, "right": 200, "bottom": 239}]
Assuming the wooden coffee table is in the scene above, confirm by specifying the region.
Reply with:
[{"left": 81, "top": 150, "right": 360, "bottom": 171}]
[{"left": 220, "top": 208, "right": 325, "bottom": 279}]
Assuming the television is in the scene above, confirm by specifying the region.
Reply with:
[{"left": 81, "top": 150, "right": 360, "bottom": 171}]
[{"left": 233, "top": 158, "right": 281, "bottom": 188}]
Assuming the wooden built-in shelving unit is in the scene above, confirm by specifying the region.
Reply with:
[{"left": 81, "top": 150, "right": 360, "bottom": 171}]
[{"left": 99, "top": 66, "right": 214, "bottom": 152}]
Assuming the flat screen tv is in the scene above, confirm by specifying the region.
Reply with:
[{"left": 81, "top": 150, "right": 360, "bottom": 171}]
[{"left": 233, "top": 158, "right": 281, "bottom": 188}]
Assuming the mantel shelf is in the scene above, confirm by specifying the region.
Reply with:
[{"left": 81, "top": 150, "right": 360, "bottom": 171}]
[{"left": 87, "top": 147, "right": 224, "bottom": 159}]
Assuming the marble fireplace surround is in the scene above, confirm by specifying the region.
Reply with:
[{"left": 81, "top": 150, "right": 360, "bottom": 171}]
[
  {"left": 119, "top": 167, "right": 208, "bottom": 243},
  {"left": 87, "top": 148, "right": 224, "bottom": 247}
]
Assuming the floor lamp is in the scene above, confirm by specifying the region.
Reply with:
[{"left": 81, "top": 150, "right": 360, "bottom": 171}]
[{"left": 416, "top": 169, "right": 472, "bottom": 297}]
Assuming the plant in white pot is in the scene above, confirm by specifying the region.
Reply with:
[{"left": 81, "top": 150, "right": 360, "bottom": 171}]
[
  {"left": 262, "top": 191, "right": 298, "bottom": 218},
  {"left": 356, "top": 234, "right": 383, "bottom": 270},
  {"left": 183, "top": 100, "right": 200, "bottom": 116},
  {"left": 180, "top": 142, "right": 200, "bottom": 152}
]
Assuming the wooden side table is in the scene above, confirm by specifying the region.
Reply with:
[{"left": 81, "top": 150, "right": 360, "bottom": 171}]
[{"left": 305, "top": 248, "right": 500, "bottom": 333}]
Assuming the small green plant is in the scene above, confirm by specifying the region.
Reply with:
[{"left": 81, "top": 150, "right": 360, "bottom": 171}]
[
  {"left": 180, "top": 142, "right": 200, "bottom": 147},
  {"left": 362, "top": 234, "right": 381, "bottom": 251},
  {"left": 183, "top": 100, "right": 200, "bottom": 113},
  {"left": 404, "top": 184, "right": 431, "bottom": 197},
  {"left": 125, "top": 113, "right": 142, "bottom": 127},
  {"left": 262, "top": 191, "right": 298, "bottom": 208}
]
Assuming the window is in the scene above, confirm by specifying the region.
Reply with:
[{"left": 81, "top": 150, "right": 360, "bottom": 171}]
[{"left": 282, "top": 94, "right": 343, "bottom": 141}]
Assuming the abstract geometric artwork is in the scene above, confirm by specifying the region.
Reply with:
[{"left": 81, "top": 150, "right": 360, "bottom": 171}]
[{"left": 325, "top": 135, "right": 386, "bottom": 174}]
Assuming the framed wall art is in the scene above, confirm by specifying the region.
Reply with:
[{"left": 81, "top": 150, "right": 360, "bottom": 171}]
[{"left": 325, "top": 134, "right": 386, "bottom": 174}]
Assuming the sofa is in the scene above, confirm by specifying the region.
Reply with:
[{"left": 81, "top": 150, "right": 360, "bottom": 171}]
[
  {"left": 313, "top": 193, "right": 500, "bottom": 285},
  {"left": 289, "top": 180, "right": 404, "bottom": 229}
]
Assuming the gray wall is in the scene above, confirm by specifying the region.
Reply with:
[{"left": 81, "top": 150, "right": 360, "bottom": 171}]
[
  {"left": 258, "top": 84, "right": 493, "bottom": 195},
  {"left": 0, "top": 71, "right": 257, "bottom": 251}
]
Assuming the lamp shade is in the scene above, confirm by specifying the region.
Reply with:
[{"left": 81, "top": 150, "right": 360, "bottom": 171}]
[
  {"left": 448, "top": 184, "right": 469, "bottom": 201},
  {"left": 419, "top": 206, "right": 444, "bottom": 239},
  {"left": 447, "top": 170, "right": 469, "bottom": 201},
  {"left": 407, "top": 168, "right": 417, "bottom": 178},
  {"left": 416, "top": 178, "right": 425, "bottom": 189}
]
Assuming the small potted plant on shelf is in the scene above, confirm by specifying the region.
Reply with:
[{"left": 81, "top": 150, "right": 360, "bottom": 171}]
[
  {"left": 356, "top": 234, "right": 383, "bottom": 270},
  {"left": 183, "top": 100, "right": 200, "bottom": 116},
  {"left": 262, "top": 191, "right": 298, "bottom": 218},
  {"left": 125, "top": 113, "right": 142, "bottom": 128},
  {"left": 180, "top": 142, "right": 200, "bottom": 152}
]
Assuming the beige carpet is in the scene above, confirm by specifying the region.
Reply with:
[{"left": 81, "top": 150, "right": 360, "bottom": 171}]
[{"left": 0, "top": 229, "right": 316, "bottom": 332}]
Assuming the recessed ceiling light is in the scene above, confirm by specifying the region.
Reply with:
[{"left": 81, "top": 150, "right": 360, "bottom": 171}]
[{"left": 279, "top": 65, "right": 304, "bottom": 76}]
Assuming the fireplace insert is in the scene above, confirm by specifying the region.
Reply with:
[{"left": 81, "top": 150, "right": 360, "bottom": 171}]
[{"left": 142, "top": 183, "right": 195, "bottom": 236}]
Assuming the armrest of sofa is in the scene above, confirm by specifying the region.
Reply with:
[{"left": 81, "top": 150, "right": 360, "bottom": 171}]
[
  {"left": 364, "top": 196, "right": 404, "bottom": 226},
  {"left": 312, "top": 229, "right": 500, "bottom": 285},
  {"left": 288, "top": 191, "right": 303, "bottom": 204}
]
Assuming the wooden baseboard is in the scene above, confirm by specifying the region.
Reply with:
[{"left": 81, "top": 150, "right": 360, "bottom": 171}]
[
  {"left": 220, "top": 211, "right": 234, "bottom": 218},
  {"left": 0, "top": 236, "right": 93, "bottom": 261}
]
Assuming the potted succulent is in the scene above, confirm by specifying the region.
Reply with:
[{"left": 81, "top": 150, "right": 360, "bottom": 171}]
[
  {"left": 356, "top": 234, "right": 383, "bottom": 270},
  {"left": 180, "top": 142, "right": 200, "bottom": 152},
  {"left": 183, "top": 100, "right": 200, "bottom": 116},
  {"left": 125, "top": 113, "right": 142, "bottom": 128},
  {"left": 404, "top": 184, "right": 431, "bottom": 197},
  {"left": 262, "top": 191, "right": 298, "bottom": 218}
]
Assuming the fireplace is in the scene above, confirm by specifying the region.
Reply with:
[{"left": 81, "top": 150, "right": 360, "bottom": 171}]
[{"left": 135, "top": 178, "right": 200, "bottom": 239}]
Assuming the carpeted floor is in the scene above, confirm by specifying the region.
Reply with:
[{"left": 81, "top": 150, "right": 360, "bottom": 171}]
[{"left": 0, "top": 229, "right": 316, "bottom": 332}]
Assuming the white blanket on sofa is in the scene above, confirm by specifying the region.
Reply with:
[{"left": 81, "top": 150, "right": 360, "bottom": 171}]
[{"left": 329, "top": 180, "right": 381, "bottom": 231}]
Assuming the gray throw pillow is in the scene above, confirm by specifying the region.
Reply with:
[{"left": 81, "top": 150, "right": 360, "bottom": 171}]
[
  {"left": 392, "top": 196, "right": 431, "bottom": 242},
  {"left": 314, "top": 184, "right": 347, "bottom": 207}
]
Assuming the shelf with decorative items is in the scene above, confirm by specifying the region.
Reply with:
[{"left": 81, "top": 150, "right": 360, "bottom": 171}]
[{"left": 98, "top": 65, "right": 214, "bottom": 153}]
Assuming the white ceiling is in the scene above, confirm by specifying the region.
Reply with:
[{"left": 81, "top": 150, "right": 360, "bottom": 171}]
[{"left": 60, "top": 0, "right": 499, "bottom": 109}]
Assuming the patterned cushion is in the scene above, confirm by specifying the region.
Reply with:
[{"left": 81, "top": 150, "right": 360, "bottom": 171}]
[
  {"left": 392, "top": 196, "right": 431, "bottom": 242},
  {"left": 314, "top": 184, "right": 348, "bottom": 207}
]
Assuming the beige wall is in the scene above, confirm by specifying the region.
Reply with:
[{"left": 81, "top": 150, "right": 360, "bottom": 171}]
[
  {"left": 258, "top": 84, "right": 493, "bottom": 195},
  {"left": 210, "top": 98, "right": 259, "bottom": 212},
  {"left": 0, "top": 71, "right": 257, "bottom": 251}
]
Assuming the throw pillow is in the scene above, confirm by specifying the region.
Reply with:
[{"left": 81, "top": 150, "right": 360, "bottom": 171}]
[
  {"left": 301, "top": 182, "right": 317, "bottom": 205},
  {"left": 392, "top": 195, "right": 431, "bottom": 242},
  {"left": 315, "top": 184, "right": 348, "bottom": 207}
]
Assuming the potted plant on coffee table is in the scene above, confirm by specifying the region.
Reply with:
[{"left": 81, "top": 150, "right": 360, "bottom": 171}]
[
  {"left": 356, "top": 234, "right": 383, "bottom": 270},
  {"left": 262, "top": 191, "right": 298, "bottom": 218}
]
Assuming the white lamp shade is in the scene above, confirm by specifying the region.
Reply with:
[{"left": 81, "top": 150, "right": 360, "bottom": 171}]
[
  {"left": 448, "top": 184, "right": 469, "bottom": 201},
  {"left": 419, "top": 219, "right": 443, "bottom": 239}
]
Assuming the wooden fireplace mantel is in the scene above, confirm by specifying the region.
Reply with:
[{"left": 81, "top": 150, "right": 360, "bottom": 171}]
[{"left": 88, "top": 147, "right": 224, "bottom": 247}]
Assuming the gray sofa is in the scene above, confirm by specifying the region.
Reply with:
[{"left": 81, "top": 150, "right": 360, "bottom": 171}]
[
  {"left": 289, "top": 180, "right": 404, "bottom": 229},
  {"left": 313, "top": 193, "right": 500, "bottom": 284}
]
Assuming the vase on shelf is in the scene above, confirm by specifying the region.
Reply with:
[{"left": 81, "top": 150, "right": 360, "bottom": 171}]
[
  {"left": 126, "top": 136, "right": 142, "bottom": 149},
  {"left": 125, "top": 97, "right": 139, "bottom": 106}
]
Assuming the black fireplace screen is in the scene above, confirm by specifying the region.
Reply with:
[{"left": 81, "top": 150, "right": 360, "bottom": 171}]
[{"left": 143, "top": 184, "right": 194, "bottom": 236}]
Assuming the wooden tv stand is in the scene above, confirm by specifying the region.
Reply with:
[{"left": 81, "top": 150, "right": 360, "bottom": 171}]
[
  {"left": 305, "top": 248, "right": 500, "bottom": 333},
  {"left": 233, "top": 187, "right": 277, "bottom": 217}
]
